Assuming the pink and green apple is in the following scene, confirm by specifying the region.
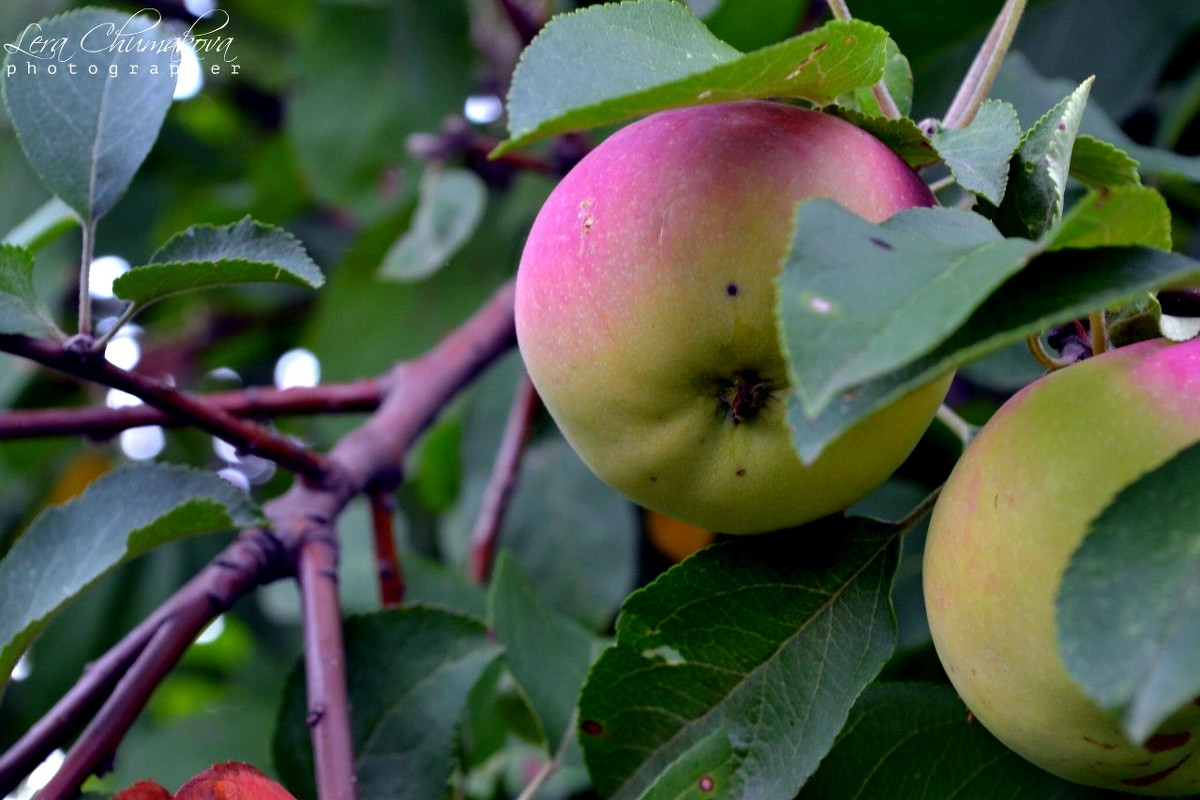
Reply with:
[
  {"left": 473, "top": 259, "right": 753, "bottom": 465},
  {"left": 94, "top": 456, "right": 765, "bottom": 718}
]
[
  {"left": 924, "top": 337, "right": 1200, "bottom": 795},
  {"left": 515, "top": 100, "right": 951, "bottom": 534}
]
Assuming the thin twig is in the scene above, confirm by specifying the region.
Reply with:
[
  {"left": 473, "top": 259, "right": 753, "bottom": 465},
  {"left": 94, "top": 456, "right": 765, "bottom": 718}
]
[
  {"left": 515, "top": 710, "right": 578, "bottom": 800},
  {"left": 298, "top": 521, "right": 358, "bottom": 800},
  {"left": 0, "top": 336, "right": 332, "bottom": 482},
  {"left": 1026, "top": 333, "right": 1071, "bottom": 370},
  {"left": 943, "top": 0, "right": 1028, "bottom": 129},
  {"left": 496, "top": 0, "right": 541, "bottom": 46},
  {"left": 0, "top": 380, "right": 383, "bottom": 440},
  {"left": 369, "top": 487, "right": 405, "bottom": 607},
  {"left": 37, "top": 604, "right": 215, "bottom": 800},
  {"left": 468, "top": 374, "right": 540, "bottom": 583}
]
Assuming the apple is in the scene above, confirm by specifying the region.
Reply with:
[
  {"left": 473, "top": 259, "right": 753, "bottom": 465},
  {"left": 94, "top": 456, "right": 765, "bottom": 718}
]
[
  {"left": 924, "top": 337, "right": 1200, "bottom": 795},
  {"left": 515, "top": 100, "right": 951, "bottom": 534}
]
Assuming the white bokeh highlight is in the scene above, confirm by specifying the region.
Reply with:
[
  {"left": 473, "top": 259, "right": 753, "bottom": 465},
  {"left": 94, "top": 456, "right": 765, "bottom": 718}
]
[{"left": 274, "top": 348, "right": 320, "bottom": 390}]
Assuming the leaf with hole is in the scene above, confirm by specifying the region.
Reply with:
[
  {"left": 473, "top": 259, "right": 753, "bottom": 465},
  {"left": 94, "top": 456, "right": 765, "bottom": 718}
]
[
  {"left": 778, "top": 201, "right": 1038, "bottom": 421},
  {"left": 578, "top": 519, "right": 900, "bottom": 800},
  {"left": 789, "top": 246, "right": 1200, "bottom": 463}
]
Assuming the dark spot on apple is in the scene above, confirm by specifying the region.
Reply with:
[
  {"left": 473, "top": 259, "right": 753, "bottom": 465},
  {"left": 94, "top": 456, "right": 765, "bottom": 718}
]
[
  {"left": 870, "top": 237, "right": 893, "bottom": 250},
  {"left": 726, "top": 283, "right": 739, "bottom": 296},
  {"left": 1083, "top": 736, "right": 1116, "bottom": 750},
  {"left": 698, "top": 776, "right": 715, "bottom": 792},
  {"left": 1121, "top": 751, "right": 1195, "bottom": 787},
  {"left": 649, "top": 475, "right": 658, "bottom": 483},
  {"left": 581, "top": 720, "right": 603, "bottom": 736},
  {"left": 1146, "top": 731, "right": 1191, "bottom": 753},
  {"left": 736, "top": 468, "right": 746, "bottom": 477}
]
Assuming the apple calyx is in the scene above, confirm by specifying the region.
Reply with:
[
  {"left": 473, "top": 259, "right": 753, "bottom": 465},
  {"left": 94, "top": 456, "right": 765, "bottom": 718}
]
[{"left": 717, "top": 370, "right": 773, "bottom": 424}]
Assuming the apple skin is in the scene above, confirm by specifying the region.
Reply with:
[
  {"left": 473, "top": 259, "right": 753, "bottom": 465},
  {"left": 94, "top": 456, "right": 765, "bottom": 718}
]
[
  {"left": 515, "top": 100, "right": 950, "bottom": 534},
  {"left": 924, "top": 337, "right": 1200, "bottom": 795}
]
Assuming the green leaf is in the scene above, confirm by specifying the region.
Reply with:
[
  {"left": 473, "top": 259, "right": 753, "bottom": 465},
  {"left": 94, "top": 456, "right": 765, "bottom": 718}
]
[
  {"left": 993, "top": 53, "right": 1200, "bottom": 183},
  {"left": 929, "top": 99, "right": 1022, "bottom": 205},
  {"left": 488, "top": 552, "right": 596, "bottom": 748},
  {"left": 0, "top": 244, "right": 46, "bottom": 335},
  {"left": 778, "top": 202, "right": 1038, "bottom": 419},
  {"left": 113, "top": 218, "right": 324, "bottom": 306},
  {"left": 1106, "top": 293, "right": 1163, "bottom": 349},
  {"left": 790, "top": 246, "right": 1200, "bottom": 462},
  {"left": 837, "top": 37, "right": 912, "bottom": 118},
  {"left": 829, "top": 111, "right": 940, "bottom": 168},
  {"left": 379, "top": 168, "right": 487, "bottom": 283},
  {"left": 578, "top": 519, "right": 900, "bottom": 800},
  {"left": 273, "top": 607, "right": 503, "bottom": 800},
  {"left": 286, "top": 1, "right": 473, "bottom": 214},
  {"left": 640, "top": 727, "right": 735, "bottom": 800},
  {"left": 990, "top": 77, "right": 1094, "bottom": 239},
  {"left": 497, "top": 438, "right": 638, "bottom": 630},
  {"left": 1046, "top": 186, "right": 1172, "bottom": 252},
  {"left": 498, "top": 4, "right": 886, "bottom": 153},
  {"left": 1058, "top": 443, "right": 1200, "bottom": 744},
  {"left": 2, "top": 197, "right": 77, "bottom": 252},
  {"left": 1070, "top": 135, "right": 1141, "bottom": 188},
  {"left": 2, "top": 8, "right": 177, "bottom": 222},
  {"left": 0, "top": 464, "right": 262, "bottom": 695},
  {"left": 799, "top": 683, "right": 1120, "bottom": 799}
]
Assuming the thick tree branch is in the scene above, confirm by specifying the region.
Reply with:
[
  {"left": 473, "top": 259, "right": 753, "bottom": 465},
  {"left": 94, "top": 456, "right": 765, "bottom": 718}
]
[
  {"left": 468, "top": 373, "right": 540, "bottom": 583},
  {"left": 0, "top": 337, "right": 332, "bottom": 482},
  {"left": 0, "top": 281, "right": 519, "bottom": 799},
  {"left": 0, "top": 381, "right": 383, "bottom": 440},
  {"left": 297, "top": 522, "right": 357, "bottom": 800}
]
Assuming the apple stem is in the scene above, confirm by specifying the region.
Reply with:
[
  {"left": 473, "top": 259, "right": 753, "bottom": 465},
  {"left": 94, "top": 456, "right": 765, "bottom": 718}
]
[
  {"left": 824, "top": 0, "right": 902, "bottom": 120},
  {"left": 943, "top": 0, "right": 1028, "bottom": 129},
  {"left": 936, "top": 404, "right": 978, "bottom": 449},
  {"left": 1089, "top": 310, "right": 1110, "bottom": 356},
  {"left": 1027, "top": 334, "right": 1072, "bottom": 371}
]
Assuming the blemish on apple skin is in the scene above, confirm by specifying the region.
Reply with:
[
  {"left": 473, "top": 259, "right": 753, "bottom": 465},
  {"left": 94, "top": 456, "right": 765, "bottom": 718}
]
[
  {"left": 736, "top": 468, "right": 746, "bottom": 477},
  {"left": 1121, "top": 750, "right": 1195, "bottom": 787},
  {"left": 698, "top": 90, "right": 713, "bottom": 100},
  {"left": 1145, "top": 731, "right": 1191, "bottom": 753},
  {"left": 581, "top": 720, "right": 603, "bottom": 736},
  {"left": 698, "top": 776, "right": 715, "bottom": 793},
  {"left": 1083, "top": 736, "right": 1117, "bottom": 750},
  {"left": 726, "top": 283, "right": 739, "bottom": 297},
  {"left": 649, "top": 475, "right": 658, "bottom": 483}
]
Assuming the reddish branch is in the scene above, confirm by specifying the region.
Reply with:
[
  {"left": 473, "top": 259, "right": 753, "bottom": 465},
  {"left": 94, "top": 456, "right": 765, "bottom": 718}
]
[
  {"left": 0, "top": 281, "right": 518, "bottom": 800},
  {"left": 496, "top": 0, "right": 542, "bottom": 46},
  {"left": 0, "top": 381, "right": 383, "bottom": 440},
  {"left": 368, "top": 488, "right": 405, "bottom": 607},
  {"left": 468, "top": 373, "right": 540, "bottom": 583},
  {"left": 0, "top": 336, "right": 332, "bottom": 482}
]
